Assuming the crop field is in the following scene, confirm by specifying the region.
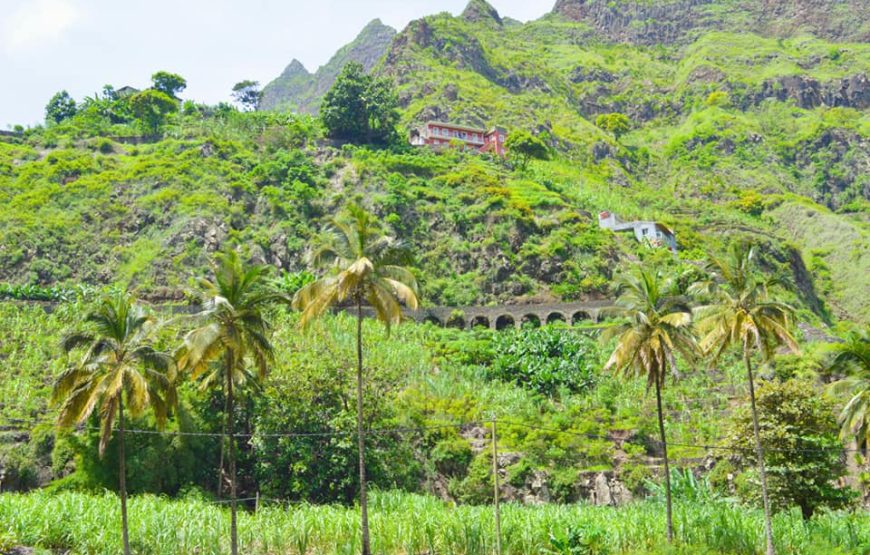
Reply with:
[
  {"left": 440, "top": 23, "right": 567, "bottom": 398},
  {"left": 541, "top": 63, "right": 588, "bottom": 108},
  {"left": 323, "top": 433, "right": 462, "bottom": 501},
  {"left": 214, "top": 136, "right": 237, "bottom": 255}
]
[{"left": 1, "top": 490, "right": 868, "bottom": 555}]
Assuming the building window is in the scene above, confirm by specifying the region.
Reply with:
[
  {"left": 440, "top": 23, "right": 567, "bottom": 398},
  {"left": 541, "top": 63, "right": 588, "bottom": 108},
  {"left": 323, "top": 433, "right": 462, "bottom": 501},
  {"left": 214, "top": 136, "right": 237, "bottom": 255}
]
[{"left": 641, "top": 228, "right": 648, "bottom": 236}]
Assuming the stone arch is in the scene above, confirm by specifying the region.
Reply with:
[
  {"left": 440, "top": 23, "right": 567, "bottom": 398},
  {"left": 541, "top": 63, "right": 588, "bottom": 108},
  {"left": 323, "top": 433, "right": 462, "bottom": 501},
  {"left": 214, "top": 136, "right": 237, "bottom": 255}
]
[
  {"left": 572, "top": 311, "right": 592, "bottom": 325},
  {"left": 423, "top": 315, "right": 442, "bottom": 326},
  {"left": 446, "top": 313, "right": 466, "bottom": 329},
  {"left": 521, "top": 314, "right": 541, "bottom": 328},
  {"left": 469, "top": 315, "right": 490, "bottom": 329},
  {"left": 495, "top": 314, "right": 515, "bottom": 330},
  {"left": 546, "top": 312, "right": 566, "bottom": 325}
]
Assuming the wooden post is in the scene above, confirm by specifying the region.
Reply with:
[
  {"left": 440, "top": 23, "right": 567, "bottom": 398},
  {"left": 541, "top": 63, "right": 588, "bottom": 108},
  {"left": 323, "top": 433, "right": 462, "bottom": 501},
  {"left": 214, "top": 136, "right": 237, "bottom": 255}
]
[{"left": 491, "top": 418, "right": 502, "bottom": 555}]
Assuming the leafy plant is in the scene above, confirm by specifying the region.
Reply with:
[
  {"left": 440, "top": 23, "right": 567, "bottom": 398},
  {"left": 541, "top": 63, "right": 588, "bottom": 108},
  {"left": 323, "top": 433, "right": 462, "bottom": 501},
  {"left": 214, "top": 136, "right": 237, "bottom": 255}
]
[{"left": 488, "top": 326, "right": 600, "bottom": 397}]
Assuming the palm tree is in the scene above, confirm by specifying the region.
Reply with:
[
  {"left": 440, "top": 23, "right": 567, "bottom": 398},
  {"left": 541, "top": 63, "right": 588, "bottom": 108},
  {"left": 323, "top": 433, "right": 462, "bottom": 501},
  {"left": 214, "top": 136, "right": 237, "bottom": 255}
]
[
  {"left": 292, "top": 204, "right": 418, "bottom": 555},
  {"left": 52, "top": 294, "right": 173, "bottom": 555},
  {"left": 602, "top": 268, "right": 698, "bottom": 542},
  {"left": 825, "top": 325, "right": 870, "bottom": 448},
  {"left": 694, "top": 242, "right": 799, "bottom": 555},
  {"left": 176, "top": 250, "right": 283, "bottom": 555}
]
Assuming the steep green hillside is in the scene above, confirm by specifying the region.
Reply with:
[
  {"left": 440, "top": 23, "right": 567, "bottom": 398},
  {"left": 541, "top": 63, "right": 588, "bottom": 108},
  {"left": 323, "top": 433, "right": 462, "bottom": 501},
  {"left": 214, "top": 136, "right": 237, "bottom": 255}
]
[{"left": 0, "top": 0, "right": 868, "bottom": 324}]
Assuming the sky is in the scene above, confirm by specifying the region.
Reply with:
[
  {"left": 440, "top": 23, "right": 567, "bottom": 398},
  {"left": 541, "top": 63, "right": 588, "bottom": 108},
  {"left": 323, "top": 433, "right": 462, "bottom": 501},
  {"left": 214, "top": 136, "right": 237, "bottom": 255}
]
[{"left": 0, "top": 0, "right": 551, "bottom": 128}]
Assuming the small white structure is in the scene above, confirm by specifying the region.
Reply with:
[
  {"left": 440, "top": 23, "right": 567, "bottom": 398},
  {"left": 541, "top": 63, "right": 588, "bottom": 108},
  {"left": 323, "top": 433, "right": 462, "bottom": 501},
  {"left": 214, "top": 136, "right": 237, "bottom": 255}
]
[{"left": 598, "top": 211, "right": 677, "bottom": 252}]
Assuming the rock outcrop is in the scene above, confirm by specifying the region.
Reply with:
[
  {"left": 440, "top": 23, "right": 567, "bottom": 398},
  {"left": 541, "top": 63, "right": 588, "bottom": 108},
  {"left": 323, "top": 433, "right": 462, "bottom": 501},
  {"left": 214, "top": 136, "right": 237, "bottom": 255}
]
[
  {"left": 551, "top": 0, "right": 870, "bottom": 44},
  {"left": 461, "top": 0, "right": 503, "bottom": 25}
]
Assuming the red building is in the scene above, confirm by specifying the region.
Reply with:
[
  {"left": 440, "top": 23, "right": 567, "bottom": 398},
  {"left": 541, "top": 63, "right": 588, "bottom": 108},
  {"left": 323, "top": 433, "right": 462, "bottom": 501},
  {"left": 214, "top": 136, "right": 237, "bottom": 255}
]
[{"left": 410, "top": 121, "right": 507, "bottom": 156}]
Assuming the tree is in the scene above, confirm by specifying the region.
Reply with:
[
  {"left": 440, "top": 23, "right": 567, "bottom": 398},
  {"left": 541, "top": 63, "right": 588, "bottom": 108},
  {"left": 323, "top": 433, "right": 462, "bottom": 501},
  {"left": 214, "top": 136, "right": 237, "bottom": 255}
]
[
  {"left": 292, "top": 204, "right": 418, "bottom": 555},
  {"left": 51, "top": 294, "right": 173, "bottom": 555},
  {"left": 45, "top": 90, "right": 77, "bottom": 124},
  {"left": 603, "top": 268, "right": 698, "bottom": 542},
  {"left": 320, "top": 62, "right": 399, "bottom": 144},
  {"left": 505, "top": 130, "right": 550, "bottom": 170},
  {"left": 595, "top": 112, "right": 630, "bottom": 139},
  {"left": 129, "top": 89, "right": 178, "bottom": 134},
  {"left": 725, "top": 379, "right": 854, "bottom": 519},
  {"left": 151, "top": 71, "right": 187, "bottom": 97},
  {"left": 695, "top": 242, "right": 799, "bottom": 555},
  {"left": 176, "top": 250, "right": 284, "bottom": 555},
  {"left": 825, "top": 325, "right": 870, "bottom": 448},
  {"left": 231, "top": 80, "right": 261, "bottom": 111}
]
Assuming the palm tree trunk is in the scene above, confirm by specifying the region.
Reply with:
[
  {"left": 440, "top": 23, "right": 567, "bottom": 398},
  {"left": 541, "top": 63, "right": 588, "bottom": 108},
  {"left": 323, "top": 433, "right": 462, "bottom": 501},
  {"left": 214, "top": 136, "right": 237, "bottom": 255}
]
[
  {"left": 226, "top": 351, "right": 239, "bottom": 555},
  {"left": 744, "top": 350, "right": 776, "bottom": 555},
  {"left": 654, "top": 377, "right": 673, "bottom": 543},
  {"left": 356, "top": 296, "right": 371, "bottom": 555},
  {"left": 118, "top": 397, "right": 131, "bottom": 555},
  {"left": 217, "top": 390, "right": 230, "bottom": 497}
]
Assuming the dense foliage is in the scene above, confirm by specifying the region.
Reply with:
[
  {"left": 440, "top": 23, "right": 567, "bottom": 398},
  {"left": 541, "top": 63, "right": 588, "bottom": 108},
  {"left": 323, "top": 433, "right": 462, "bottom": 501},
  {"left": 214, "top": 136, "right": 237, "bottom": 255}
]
[
  {"left": 718, "top": 379, "right": 854, "bottom": 519},
  {"left": 1, "top": 1, "right": 869, "bottom": 551},
  {"left": 320, "top": 62, "right": 399, "bottom": 144},
  {"left": 487, "top": 326, "right": 599, "bottom": 396}
]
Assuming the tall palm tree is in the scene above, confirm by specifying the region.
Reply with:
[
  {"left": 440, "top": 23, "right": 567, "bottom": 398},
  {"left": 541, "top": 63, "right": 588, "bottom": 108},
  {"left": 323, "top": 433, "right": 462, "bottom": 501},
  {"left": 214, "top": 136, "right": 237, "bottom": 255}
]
[
  {"left": 293, "top": 204, "right": 418, "bottom": 555},
  {"left": 603, "top": 268, "right": 698, "bottom": 542},
  {"left": 694, "top": 242, "right": 799, "bottom": 555},
  {"left": 176, "top": 250, "right": 283, "bottom": 555},
  {"left": 825, "top": 325, "right": 870, "bottom": 448},
  {"left": 52, "top": 294, "right": 173, "bottom": 555}
]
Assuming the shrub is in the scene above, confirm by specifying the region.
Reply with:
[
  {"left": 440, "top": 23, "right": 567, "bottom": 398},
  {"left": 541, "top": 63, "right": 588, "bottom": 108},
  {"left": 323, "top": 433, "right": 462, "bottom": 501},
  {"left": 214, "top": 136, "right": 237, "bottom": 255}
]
[
  {"left": 487, "top": 326, "right": 600, "bottom": 397},
  {"left": 431, "top": 437, "right": 473, "bottom": 478},
  {"left": 724, "top": 379, "right": 855, "bottom": 518}
]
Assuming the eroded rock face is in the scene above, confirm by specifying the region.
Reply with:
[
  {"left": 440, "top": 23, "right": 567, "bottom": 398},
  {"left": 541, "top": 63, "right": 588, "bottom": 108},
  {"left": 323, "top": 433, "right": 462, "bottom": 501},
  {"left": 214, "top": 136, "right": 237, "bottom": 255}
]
[
  {"left": 744, "top": 73, "right": 870, "bottom": 110},
  {"left": 577, "top": 471, "right": 634, "bottom": 506},
  {"left": 551, "top": 0, "right": 870, "bottom": 44},
  {"left": 552, "top": 0, "right": 717, "bottom": 45}
]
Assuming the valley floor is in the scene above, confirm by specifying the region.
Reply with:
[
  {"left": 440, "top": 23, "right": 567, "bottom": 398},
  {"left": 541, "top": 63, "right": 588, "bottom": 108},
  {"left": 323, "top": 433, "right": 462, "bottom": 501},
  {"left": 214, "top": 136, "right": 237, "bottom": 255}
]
[{"left": 1, "top": 490, "right": 867, "bottom": 555}]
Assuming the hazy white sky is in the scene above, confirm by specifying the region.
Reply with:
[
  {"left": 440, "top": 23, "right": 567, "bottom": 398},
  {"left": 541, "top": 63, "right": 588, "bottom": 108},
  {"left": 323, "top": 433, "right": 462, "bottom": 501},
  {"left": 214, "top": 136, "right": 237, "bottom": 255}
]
[{"left": 0, "top": 0, "right": 551, "bottom": 128}]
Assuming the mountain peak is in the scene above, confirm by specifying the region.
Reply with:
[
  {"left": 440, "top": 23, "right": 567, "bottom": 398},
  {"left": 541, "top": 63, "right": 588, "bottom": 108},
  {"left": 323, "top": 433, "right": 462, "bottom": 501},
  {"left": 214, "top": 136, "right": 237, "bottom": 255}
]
[
  {"left": 462, "top": 0, "right": 502, "bottom": 25},
  {"left": 360, "top": 18, "right": 395, "bottom": 34},
  {"left": 280, "top": 59, "right": 309, "bottom": 78},
  {"left": 260, "top": 19, "right": 396, "bottom": 114}
]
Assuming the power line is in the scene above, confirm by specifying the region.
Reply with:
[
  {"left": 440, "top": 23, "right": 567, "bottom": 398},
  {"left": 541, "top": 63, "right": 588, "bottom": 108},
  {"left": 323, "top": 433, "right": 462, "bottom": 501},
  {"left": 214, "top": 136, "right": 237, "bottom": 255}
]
[{"left": 0, "top": 418, "right": 861, "bottom": 454}]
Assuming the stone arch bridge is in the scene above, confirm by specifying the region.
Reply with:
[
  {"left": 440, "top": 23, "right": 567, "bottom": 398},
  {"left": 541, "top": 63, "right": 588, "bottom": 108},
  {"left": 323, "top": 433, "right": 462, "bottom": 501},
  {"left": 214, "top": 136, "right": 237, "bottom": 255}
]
[{"left": 350, "top": 300, "right": 614, "bottom": 330}]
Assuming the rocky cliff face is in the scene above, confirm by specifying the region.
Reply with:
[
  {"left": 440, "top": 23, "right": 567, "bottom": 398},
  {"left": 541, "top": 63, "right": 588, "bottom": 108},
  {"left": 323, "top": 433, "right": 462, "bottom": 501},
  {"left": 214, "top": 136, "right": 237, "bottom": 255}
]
[
  {"left": 259, "top": 19, "right": 396, "bottom": 114},
  {"left": 551, "top": 0, "right": 870, "bottom": 44}
]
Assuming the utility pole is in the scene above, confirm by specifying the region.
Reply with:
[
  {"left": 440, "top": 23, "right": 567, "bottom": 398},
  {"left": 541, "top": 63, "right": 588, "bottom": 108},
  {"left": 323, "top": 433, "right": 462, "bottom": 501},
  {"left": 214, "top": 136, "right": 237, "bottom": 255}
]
[{"left": 491, "top": 418, "right": 502, "bottom": 555}]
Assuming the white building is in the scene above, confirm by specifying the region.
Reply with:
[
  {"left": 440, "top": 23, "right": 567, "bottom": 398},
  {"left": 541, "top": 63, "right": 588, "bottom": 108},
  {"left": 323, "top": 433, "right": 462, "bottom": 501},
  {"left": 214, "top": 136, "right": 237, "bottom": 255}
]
[{"left": 598, "top": 211, "right": 677, "bottom": 252}]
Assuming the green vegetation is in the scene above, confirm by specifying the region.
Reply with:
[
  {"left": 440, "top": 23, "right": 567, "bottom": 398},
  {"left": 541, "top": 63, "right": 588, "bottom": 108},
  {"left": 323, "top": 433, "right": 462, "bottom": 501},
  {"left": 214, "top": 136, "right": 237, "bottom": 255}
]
[
  {"left": 321, "top": 62, "right": 399, "bottom": 145},
  {"left": 176, "top": 250, "right": 286, "bottom": 555},
  {"left": 44, "top": 91, "right": 77, "bottom": 124},
  {"left": 825, "top": 325, "right": 870, "bottom": 447},
  {"left": 52, "top": 294, "right": 174, "bottom": 555},
  {"left": 603, "top": 269, "right": 699, "bottom": 542},
  {"left": 505, "top": 130, "right": 550, "bottom": 170},
  {"left": 1, "top": 1, "right": 869, "bottom": 552},
  {"left": 1, "top": 490, "right": 867, "bottom": 555},
  {"left": 721, "top": 379, "right": 854, "bottom": 520},
  {"left": 293, "top": 204, "right": 419, "bottom": 555},
  {"left": 151, "top": 71, "right": 187, "bottom": 98},
  {"left": 232, "top": 80, "right": 262, "bottom": 111}
]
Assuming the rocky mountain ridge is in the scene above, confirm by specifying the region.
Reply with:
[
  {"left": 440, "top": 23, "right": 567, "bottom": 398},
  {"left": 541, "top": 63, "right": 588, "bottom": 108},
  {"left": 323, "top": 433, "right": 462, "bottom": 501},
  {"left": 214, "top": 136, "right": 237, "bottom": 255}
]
[{"left": 259, "top": 18, "right": 396, "bottom": 113}]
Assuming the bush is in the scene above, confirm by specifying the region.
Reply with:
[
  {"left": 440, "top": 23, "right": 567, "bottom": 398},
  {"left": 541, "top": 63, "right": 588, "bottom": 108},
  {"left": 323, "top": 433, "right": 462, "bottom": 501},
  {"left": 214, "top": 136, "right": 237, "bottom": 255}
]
[
  {"left": 487, "top": 326, "right": 600, "bottom": 397},
  {"left": 431, "top": 436, "right": 473, "bottom": 478},
  {"left": 724, "top": 379, "right": 855, "bottom": 518}
]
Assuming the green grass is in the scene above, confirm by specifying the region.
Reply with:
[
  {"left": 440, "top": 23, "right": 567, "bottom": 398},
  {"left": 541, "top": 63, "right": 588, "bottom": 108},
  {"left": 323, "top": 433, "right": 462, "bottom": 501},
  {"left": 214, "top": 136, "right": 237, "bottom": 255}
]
[{"left": 1, "top": 490, "right": 866, "bottom": 555}]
